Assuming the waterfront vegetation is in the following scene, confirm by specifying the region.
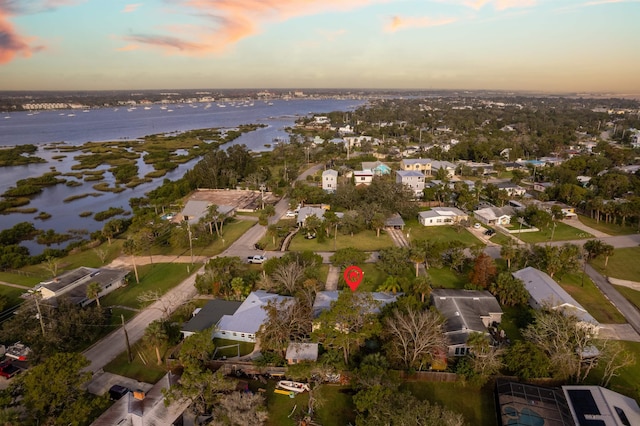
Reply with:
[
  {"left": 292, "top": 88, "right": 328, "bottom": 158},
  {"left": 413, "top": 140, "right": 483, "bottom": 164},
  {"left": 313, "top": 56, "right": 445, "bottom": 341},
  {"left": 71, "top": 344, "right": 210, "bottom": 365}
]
[
  {"left": 63, "top": 192, "right": 103, "bottom": 203},
  {"left": 0, "top": 144, "right": 46, "bottom": 166}
]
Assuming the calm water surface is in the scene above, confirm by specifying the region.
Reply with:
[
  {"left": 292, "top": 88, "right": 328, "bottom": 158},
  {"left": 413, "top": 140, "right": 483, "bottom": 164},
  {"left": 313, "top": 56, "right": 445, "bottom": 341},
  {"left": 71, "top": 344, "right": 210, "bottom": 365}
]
[{"left": 0, "top": 99, "right": 365, "bottom": 254}]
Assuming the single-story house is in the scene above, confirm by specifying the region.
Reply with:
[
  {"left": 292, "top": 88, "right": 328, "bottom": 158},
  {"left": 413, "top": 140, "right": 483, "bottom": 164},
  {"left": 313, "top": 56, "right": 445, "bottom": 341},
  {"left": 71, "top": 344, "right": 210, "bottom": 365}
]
[
  {"left": 474, "top": 206, "right": 515, "bottom": 226},
  {"left": 533, "top": 182, "right": 554, "bottom": 192},
  {"left": 34, "top": 267, "right": 128, "bottom": 307},
  {"left": 512, "top": 267, "right": 599, "bottom": 332},
  {"left": 538, "top": 201, "right": 577, "bottom": 219},
  {"left": 181, "top": 299, "right": 242, "bottom": 338},
  {"left": 418, "top": 207, "right": 468, "bottom": 227},
  {"left": 430, "top": 289, "right": 503, "bottom": 357},
  {"left": 175, "top": 200, "right": 236, "bottom": 225},
  {"left": 285, "top": 342, "right": 319, "bottom": 365},
  {"left": 214, "top": 291, "right": 293, "bottom": 343},
  {"left": 562, "top": 385, "right": 640, "bottom": 426},
  {"left": 495, "top": 182, "right": 527, "bottom": 197},
  {"left": 296, "top": 206, "right": 343, "bottom": 227}
]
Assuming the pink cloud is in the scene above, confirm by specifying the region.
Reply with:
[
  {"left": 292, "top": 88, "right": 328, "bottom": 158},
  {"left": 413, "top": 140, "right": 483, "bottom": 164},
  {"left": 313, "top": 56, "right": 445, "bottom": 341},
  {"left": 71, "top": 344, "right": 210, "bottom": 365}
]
[
  {"left": 385, "top": 15, "right": 457, "bottom": 33},
  {"left": 450, "top": 0, "right": 536, "bottom": 10},
  {"left": 122, "top": 3, "right": 142, "bottom": 13},
  {"left": 123, "top": 0, "right": 385, "bottom": 55},
  {"left": 0, "top": 6, "right": 44, "bottom": 64}
]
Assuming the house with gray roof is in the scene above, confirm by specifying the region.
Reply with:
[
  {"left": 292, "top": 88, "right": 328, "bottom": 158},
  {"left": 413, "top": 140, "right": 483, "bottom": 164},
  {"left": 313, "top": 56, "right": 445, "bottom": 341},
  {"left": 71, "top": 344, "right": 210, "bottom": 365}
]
[
  {"left": 35, "top": 267, "right": 128, "bottom": 307},
  {"left": 176, "top": 200, "right": 236, "bottom": 225},
  {"left": 401, "top": 158, "right": 432, "bottom": 173},
  {"left": 431, "top": 160, "right": 456, "bottom": 178},
  {"left": 181, "top": 299, "right": 242, "bottom": 338},
  {"left": 430, "top": 289, "right": 503, "bottom": 357},
  {"left": 286, "top": 342, "right": 319, "bottom": 365},
  {"left": 512, "top": 267, "right": 599, "bottom": 331},
  {"left": 418, "top": 207, "right": 468, "bottom": 227},
  {"left": 214, "top": 291, "right": 293, "bottom": 343},
  {"left": 396, "top": 170, "right": 425, "bottom": 197},
  {"left": 474, "top": 206, "right": 515, "bottom": 226}
]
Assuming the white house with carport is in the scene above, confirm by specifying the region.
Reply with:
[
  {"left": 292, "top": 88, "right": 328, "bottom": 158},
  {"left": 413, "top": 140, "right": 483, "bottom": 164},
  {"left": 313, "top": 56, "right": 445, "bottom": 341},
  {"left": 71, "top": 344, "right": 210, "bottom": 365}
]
[
  {"left": 512, "top": 266, "right": 599, "bottom": 332},
  {"left": 474, "top": 206, "right": 515, "bottom": 226},
  {"left": 418, "top": 207, "right": 468, "bottom": 227},
  {"left": 430, "top": 289, "right": 503, "bottom": 357},
  {"left": 214, "top": 291, "right": 293, "bottom": 343}
]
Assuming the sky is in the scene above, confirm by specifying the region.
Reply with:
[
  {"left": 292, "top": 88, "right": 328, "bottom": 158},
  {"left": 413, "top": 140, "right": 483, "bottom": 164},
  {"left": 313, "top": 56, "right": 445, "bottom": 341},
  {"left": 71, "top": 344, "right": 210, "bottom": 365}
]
[{"left": 0, "top": 0, "right": 639, "bottom": 93}]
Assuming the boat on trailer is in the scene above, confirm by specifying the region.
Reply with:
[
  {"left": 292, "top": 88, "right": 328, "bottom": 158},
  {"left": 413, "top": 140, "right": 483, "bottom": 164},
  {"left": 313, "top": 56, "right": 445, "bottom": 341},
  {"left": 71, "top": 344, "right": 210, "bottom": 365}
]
[{"left": 276, "top": 380, "right": 310, "bottom": 393}]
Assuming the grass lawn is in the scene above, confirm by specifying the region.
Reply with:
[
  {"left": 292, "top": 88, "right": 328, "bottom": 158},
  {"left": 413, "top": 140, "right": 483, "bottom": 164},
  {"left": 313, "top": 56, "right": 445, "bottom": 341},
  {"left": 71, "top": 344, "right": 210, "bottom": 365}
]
[
  {"left": 556, "top": 273, "right": 626, "bottom": 324},
  {"left": 613, "top": 285, "right": 640, "bottom": 312},
  {"left": 0, "top": 286, "right": 28, "bottom": 310},
  {"left": 357, "top": 264, "right": 392, "bottom": 292},
  {"left": 428, "top": 267, "right": 468, "bottom": 289},
  {"left": 406, "top": 220, "right": 484, "bottom": 247},
  {"left": 103, "top": 341, "right": 168, "bottom": 384},
  {"left": 101, "top": 263, "right": 201, "bottom": 309},
  {"left": 500, "top": 305, "right": 527, "bottom": 341},
  {"left": 489, "top": 232, "right": 513, "bottom": 246},
  {"left": 212, "top": 338, "right": 255, "bottom": 358},
  {"left": 591, "top": 247, "right": 640, "bottom": 282},
  {"left": 402, "top": 381, "right": 496, "bottom": 426},
  {"left": 586, "top": 341, "right": 640, "bottom": 402},
  {"left": 289, "top": 229, "right": 393, "bottom": 252},
  {"left": 258, "top": 381, "right": 355, "bottom": 426},
  {"left": 578, "top": 215, "right": 639, "bottom": 236},
  {"left": 515, "top": 221, "right": 592, "bottom": 244},
  {"left": 0, "top": 271, "right": 43, "bottom": 287}
]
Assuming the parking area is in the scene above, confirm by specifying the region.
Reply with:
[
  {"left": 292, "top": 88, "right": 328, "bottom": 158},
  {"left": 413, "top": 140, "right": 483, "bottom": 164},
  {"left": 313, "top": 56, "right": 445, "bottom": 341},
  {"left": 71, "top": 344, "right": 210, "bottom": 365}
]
[
  {"left": 183, "top": 188, "right": 279, "bottom": 211},
  {"left": 86, "top": 371, "right": 154, "bottom": 396}
]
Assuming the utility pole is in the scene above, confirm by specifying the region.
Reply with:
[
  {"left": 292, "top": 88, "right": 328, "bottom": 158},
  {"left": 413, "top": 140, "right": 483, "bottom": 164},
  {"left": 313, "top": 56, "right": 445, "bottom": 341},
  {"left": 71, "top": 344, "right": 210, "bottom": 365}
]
[
  {"left": 186, "top": 223, "right": 194, "bottom": 265},
  {"left": 32, "top": 291, "right": 45, "bottom": 336},
  {"left": 122, "top": 315, "right": 133, "bottom": 363}
]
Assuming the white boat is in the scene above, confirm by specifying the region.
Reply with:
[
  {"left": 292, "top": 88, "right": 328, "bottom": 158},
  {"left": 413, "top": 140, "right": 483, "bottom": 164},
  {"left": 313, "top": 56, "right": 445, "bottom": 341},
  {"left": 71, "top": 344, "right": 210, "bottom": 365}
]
[{"left": 276, "top": 380, "right": 310, "bottom": 393}]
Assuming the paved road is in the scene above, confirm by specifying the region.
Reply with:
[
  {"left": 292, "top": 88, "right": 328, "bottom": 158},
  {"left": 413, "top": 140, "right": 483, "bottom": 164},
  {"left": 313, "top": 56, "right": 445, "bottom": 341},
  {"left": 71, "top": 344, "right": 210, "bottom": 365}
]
[{"left": 585, "top": 264, "right": 640, "bottom": 335}]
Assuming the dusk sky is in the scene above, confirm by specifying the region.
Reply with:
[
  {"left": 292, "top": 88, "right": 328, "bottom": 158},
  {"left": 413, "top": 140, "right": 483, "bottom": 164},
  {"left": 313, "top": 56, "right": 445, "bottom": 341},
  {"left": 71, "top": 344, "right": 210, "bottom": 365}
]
[{"left": 1, "top": 0, "right": 639, "bottom": 93}]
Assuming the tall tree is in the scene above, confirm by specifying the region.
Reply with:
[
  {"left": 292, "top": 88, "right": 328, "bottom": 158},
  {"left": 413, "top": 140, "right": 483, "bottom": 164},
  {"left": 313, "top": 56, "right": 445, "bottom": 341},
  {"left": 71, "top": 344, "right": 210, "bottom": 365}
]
[
  {"left": 384, "top": 307, "right": 447, "bottom": 370},
  {"left": 312, "top": 291, "right": 381, "bottom": 364},
  {"left": 144, "top": 320, "right": 169, "bottom": 365},
  {"left": 469, "top": 253, "right": 497, "bottom": 289},
  {"left": 123, "top": 237, "right": 140, "bottom": 283},
  {"left": 409, "top": 247, "right": 426, "bottom": 278},
  {"left": 489, "top": 273, "right": 529, "bottom": 306}
]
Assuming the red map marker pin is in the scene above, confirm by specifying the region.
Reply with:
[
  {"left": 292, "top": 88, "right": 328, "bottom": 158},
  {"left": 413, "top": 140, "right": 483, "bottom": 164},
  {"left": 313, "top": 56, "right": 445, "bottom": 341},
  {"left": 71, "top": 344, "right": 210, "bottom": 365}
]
[{"left": 344, "top": 265, "right": 364, "bottom": 292}]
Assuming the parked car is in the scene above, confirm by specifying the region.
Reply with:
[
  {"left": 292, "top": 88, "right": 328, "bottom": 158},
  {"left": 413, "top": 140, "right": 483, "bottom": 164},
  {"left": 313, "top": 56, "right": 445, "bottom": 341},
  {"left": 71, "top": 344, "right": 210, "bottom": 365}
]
[
  {"left": 285, "top": 211, "right": 296, "bottom": 218},
  {"left": 473, "top": 223, "right": 481, "bottom": 229},
  {"left": 484, "top": 229, "right": 496, "bottom": 236},
  {"left": 0, "top": 360, "right": 22, "bottom": 379},
  {"left": 247, "top": 255, "right": 267, "bottom": 264},
  {"left": 108, "top": 384, "right": 130, "bottom": 400}
]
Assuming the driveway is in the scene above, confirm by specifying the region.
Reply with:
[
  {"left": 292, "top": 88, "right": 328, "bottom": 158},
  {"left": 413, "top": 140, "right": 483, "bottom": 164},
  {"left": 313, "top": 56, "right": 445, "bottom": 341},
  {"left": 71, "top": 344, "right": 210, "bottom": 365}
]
[{"left": 565, "top": 218, "right": 609, "bottom": 238}]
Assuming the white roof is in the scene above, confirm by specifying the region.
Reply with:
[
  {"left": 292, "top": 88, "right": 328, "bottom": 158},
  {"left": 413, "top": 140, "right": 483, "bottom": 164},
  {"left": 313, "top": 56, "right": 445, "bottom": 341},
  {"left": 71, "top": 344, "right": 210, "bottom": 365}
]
[
  {"left": 217, "top": 291, "right": 293, "bottom": 334},
  {"left": 474, "top": 206, "right": 514, "bottom": 221},
  {"left": 513, "top": 267, "right": 598, "bottom": 326},
  {"left": 419, "top": 207, "right": 467, "bottom": 219},
  {"left": 563, "top": 385, "right": 640, "bottom": 426}
]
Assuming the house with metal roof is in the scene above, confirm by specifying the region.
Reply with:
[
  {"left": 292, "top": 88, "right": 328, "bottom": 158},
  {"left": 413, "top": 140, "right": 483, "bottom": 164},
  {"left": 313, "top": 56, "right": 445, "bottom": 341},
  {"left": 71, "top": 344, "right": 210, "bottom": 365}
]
[
  {"left": 430, "top": 289, "right": 503, "bottom": 357},
  {"left": 512, "top": 267, "right": 599, "bottom": 331},
  {"left": 474, "top": 206, "right": 515, "bottom": 226},
  {"left": 35, "top": 267, "right": 128, "bottom": 307},
  {"left": 180, "top": 299, "right": 242, "bottom": 338},
  {"left": 214, "top": 291, "right": 293, "bottom": 343},
  {"left": 175, "top": 200, "right": 236, "bottom": 225},
  {"left": 286, "top": 342, "right": 319, "bottom": 365},
  {"left": 418, "top": 207, "right": 468, "bottom": 227},
  {"left": 396, "top": 170, "right": 425, "bottom": 197}
]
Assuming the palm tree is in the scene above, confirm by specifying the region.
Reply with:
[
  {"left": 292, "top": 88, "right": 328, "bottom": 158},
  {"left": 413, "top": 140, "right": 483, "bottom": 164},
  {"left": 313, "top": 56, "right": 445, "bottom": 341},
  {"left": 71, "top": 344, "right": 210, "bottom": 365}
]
[
  {"left": 500, "top": 239, "right": 517, "bottom": 270},
  {"left": 86, "top": 282, "right": 102, "bottom": 307},
  {"left": 123, "top": 237, "right": 140, "bottom": 284},
  {"left": 378, "top": 276, "right": 402, "bottom": 294},
  {"left": 412, "top": 275, "right": 433, "bottom": 303},
  {"left": 409, "top": 247, "right": 426, "bottom": 278},
  {"left": 144, "top": 320, "right": 168, "bottom": 365}
]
